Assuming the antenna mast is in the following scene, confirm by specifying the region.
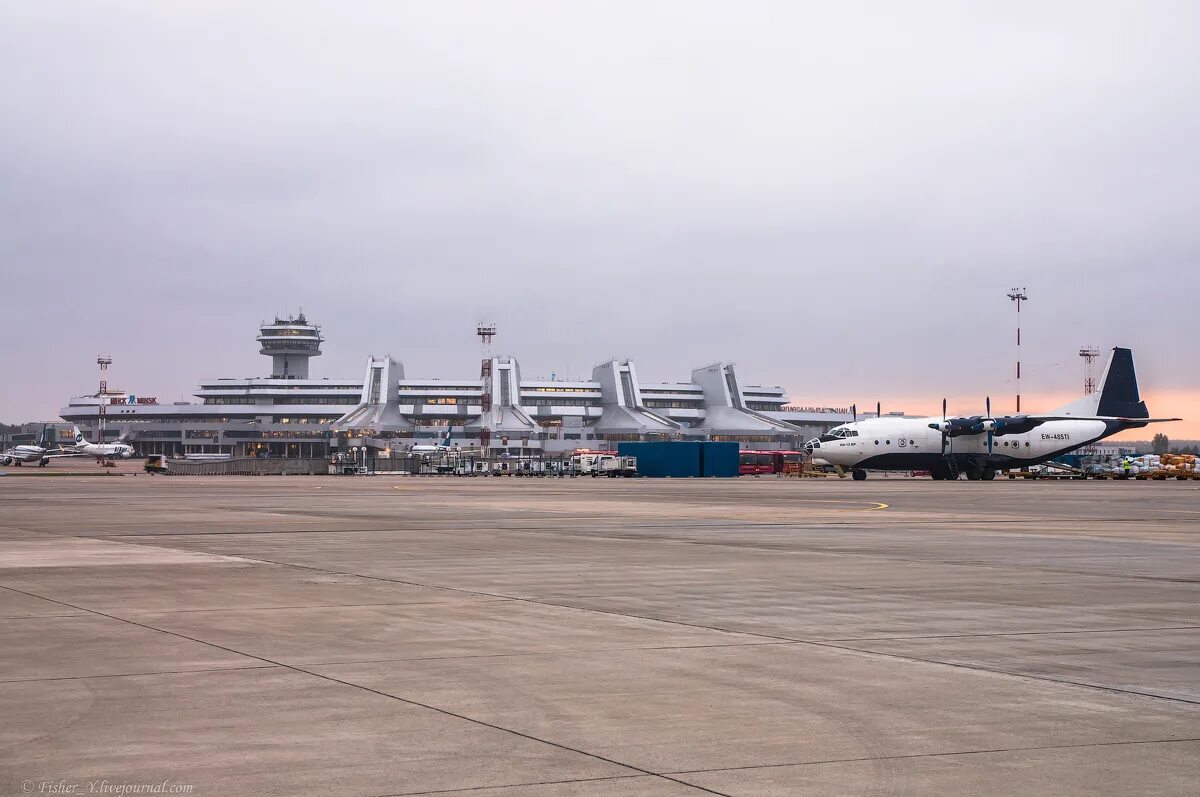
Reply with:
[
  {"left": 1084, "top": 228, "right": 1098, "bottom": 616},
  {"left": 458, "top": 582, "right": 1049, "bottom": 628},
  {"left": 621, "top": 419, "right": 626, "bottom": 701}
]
[{"left": 1079, "top": 347, "right": 1101, "bottom": 395}]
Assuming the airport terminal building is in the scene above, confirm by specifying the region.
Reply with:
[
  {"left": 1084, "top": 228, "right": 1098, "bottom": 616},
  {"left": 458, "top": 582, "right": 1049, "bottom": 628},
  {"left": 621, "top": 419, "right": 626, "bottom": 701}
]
[{"left": 59, "top": 315, "right": 853, "bottom": 458}]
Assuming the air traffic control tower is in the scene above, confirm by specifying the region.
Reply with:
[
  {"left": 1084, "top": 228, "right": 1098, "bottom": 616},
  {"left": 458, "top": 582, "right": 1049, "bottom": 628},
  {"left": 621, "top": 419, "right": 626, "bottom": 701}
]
[{"left": 256, "top": 313, "right": 323, "bottom": 379}]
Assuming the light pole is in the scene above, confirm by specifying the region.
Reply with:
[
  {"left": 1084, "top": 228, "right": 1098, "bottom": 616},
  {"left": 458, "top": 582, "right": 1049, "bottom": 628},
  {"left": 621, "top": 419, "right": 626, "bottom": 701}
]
[
  {"left": 1007, "top": 289, "right": 1028, "bottom": 412},
  {"left": 97, "top": 355, "right": 113, "bottom": 442}
]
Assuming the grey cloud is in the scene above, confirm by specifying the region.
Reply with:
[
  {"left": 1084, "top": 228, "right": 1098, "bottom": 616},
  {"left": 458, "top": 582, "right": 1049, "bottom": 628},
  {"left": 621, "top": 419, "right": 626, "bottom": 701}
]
[{"left": 1, "top": 2, "right": 1197, "bottom": 421}]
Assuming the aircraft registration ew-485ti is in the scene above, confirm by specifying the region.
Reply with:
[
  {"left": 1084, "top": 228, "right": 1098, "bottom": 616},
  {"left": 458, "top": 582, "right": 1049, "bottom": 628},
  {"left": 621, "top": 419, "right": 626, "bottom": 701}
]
[{"left": 804, "top": 348, "right": 1179, "bottom": 481}]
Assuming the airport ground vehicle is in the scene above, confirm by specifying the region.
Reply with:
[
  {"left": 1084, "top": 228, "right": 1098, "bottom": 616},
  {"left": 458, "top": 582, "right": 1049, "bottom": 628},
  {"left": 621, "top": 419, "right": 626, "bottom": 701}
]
[
  {"left": 738, "top": 450, "right": 805, "bottom": 476},
  {"left": 571, "top": 451, "right": 638, "bottom": 477},
  {"left": 597, "top": 455, "right": 638, "bottom": 477}
]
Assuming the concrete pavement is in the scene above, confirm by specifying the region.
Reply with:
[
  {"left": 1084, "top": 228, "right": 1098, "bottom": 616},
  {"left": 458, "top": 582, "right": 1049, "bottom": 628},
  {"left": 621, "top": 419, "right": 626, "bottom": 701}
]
[{"left": 1, "top": 476, "right": 1197, "bottom": 795}]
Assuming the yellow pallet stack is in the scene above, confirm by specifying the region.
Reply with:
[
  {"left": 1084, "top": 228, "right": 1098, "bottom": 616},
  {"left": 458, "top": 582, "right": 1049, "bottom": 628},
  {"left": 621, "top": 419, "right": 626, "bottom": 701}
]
[{"left": 1159, "top": 453, "right": 1199, "bottom": 480}]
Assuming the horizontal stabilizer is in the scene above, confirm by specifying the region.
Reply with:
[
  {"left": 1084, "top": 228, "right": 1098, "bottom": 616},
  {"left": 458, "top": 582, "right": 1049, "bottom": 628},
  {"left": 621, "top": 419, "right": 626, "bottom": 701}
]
[{"left": 1026, "top": 415, "right": 1180, "bottom": 424}]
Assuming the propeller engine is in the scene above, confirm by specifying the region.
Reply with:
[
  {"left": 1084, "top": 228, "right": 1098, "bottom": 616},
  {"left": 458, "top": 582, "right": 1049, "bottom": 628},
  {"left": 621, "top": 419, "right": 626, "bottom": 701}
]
[{"left": 927, "top": 396, "right": 1044, "bottom": 454}]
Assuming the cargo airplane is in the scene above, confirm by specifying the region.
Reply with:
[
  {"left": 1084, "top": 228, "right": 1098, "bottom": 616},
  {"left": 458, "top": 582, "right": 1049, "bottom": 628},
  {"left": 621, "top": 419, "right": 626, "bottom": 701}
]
[{"left": 804, "top": 348, "right": 1179, "bottom": 481}]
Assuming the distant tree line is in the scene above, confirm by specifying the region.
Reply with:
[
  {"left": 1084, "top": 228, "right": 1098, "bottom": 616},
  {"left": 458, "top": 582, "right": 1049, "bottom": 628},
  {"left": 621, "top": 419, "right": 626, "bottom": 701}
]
[{"left": 1151, "top": 433, "right": 1200, "bottom": 456}]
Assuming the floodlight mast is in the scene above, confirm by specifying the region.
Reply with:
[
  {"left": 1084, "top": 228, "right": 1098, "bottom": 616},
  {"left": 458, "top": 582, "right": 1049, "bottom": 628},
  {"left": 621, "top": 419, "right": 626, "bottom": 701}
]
[
  {"left": 97, "top": 355, "right": 113, "bottom": 442},
  {"left": 476, "top": 324, "right": 496, "bottom": 448},
  {"left": 1006, "top": 289, "right": 1028, "bottom": 412}
]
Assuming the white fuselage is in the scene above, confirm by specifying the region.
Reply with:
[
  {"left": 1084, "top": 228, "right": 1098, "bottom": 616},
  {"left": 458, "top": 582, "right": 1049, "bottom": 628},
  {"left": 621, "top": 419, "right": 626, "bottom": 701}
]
[
  {"left": 71, "top": 440, "right": 134, "bottom": 458},
  {"left": 1, "top": 445, "right": 50, "bottom": 464},
  {"left": 809, "top": 417, "right": 1112, "bottom": 471}
]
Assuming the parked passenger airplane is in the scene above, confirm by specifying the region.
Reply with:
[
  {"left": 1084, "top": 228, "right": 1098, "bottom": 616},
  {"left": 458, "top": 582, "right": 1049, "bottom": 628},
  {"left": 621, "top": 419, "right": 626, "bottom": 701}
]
[
  {"left": 68, "top": 426, "right": 135, "bottom": 460},
  {"left": 804, "top": 348, "right": 1179, "bottom": 480},
  {"left": 410, "top": 426, "right": 455, "bottom": 454},
  {"left": 1, "top": 426, "right": 77, "bottom": 467}
]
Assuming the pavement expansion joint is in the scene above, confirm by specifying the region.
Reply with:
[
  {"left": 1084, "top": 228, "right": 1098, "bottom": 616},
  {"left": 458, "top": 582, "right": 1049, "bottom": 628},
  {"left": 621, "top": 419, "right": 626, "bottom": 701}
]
[
  {"left": 829, "top": 625, "right": 1200, "bottom": 642},
  {"left": 368, "top": 773, "right": 655, "bottom": 797},
  {"left": 663, "top": 736, "right": 1200, "bottom": 775},
  {"left": 0, "top": 664, "right": 281, "bottom": 685},
  {"left": 297, "top": 639, "right": 799, "bottom": 668}
]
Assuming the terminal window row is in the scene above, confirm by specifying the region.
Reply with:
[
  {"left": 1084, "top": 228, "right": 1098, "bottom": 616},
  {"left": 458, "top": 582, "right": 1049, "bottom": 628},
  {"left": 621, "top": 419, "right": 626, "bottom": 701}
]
[{"left": 201, "top": 384, "right": 363, "bottom": 390}]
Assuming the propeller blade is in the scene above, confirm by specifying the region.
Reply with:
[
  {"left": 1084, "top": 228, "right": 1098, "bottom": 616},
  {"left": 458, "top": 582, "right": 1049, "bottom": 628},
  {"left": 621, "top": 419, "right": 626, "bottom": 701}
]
[
  {"left": 986, "top": 396, "right": 992, "bottom": 454},
  {"left": 877, "top": 401, "right": 882, "bottom": 418},
  {"left": 851, "top": 403, "right": 856, "bottom": 422},
  {"left": 941, "top": 398, "right": 948, "bottom": 454}
]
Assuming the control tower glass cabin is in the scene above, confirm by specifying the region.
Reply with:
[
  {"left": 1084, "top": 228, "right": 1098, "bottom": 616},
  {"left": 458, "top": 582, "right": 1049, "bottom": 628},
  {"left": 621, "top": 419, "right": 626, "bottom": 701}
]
[{"left": 256, "top": 313, "right": 324, "bottom": 379}]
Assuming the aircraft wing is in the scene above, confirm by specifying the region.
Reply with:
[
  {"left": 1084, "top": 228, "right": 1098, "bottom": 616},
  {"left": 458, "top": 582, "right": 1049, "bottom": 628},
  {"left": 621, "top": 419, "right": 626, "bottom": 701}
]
[
  {"left": 1024, "top": 415, "right": 1182, "bottom": 424},
  {"left": 948, "top": 414, "right": 1181, "bottom": 438}
]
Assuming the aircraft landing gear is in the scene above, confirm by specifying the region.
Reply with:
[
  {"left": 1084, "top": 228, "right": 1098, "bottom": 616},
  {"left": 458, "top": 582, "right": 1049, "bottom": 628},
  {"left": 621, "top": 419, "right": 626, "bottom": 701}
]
[
  {"left": 851, "top": 469, "right": 867, "bottom": 481},
  {"left": 930, "top": 463, "right": 953, "bottom": 480},
  {"left": 965, "top": 464, "right": 996, "bottom": 481}
]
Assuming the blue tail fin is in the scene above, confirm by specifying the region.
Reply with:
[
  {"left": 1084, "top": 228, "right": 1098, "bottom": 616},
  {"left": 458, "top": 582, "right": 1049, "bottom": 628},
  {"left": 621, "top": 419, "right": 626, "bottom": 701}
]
[{"left": 1096, "top": 348, "right": 1148, "bottom": 418}]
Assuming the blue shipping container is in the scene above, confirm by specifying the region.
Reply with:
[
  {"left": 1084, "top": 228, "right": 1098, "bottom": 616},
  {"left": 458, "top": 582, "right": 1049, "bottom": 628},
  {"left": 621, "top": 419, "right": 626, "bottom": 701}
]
[
  {"left": 617, "top": 441, "right": 740, "bottom": 478},
  {"left": 700, "top": 441, "right": 740, "bottom": 478},
  {"left": 617, "top": 441, "right": 699, "bottom": 477}
]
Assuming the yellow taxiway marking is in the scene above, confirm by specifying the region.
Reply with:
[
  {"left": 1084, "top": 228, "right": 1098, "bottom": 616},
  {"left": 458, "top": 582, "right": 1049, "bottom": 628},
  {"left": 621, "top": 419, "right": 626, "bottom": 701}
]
[{"left": 801, "top": 499, "right": 889, "bottom": 511}]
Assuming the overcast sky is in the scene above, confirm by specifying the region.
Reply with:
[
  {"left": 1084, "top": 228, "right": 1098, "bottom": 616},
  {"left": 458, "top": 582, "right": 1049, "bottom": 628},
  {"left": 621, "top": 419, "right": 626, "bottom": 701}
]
[{"left": 3, "top": 2, "right": 1198, "bottom": 433}]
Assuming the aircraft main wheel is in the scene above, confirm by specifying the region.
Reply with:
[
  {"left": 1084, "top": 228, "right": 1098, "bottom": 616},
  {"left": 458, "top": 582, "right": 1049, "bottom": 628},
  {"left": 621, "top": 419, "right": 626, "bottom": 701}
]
[
  {"left": 852, "top": 469, "right": 867, "bottom": 481},
  {"left": 930, "top": 470, "right": 945, "bottom": 480},
  {"left": 966, "top": 470, "right": 981, "bottom": 481},
  {"left": 981, "top": 469, "right": 996, "bottom": 481}
]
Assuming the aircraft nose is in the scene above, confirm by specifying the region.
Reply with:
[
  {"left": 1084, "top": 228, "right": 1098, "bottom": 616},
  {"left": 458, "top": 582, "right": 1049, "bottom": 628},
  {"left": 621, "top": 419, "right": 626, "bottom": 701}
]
[{"left": 804, "top": 438, "right": 819, "bottom": 454}]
